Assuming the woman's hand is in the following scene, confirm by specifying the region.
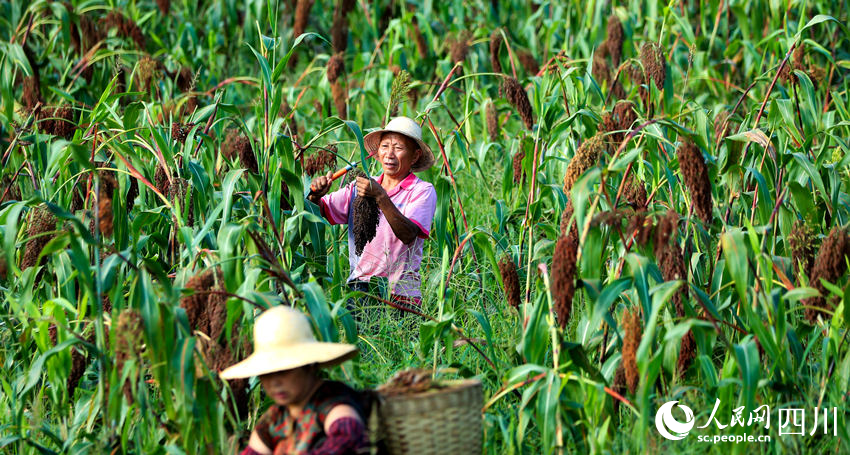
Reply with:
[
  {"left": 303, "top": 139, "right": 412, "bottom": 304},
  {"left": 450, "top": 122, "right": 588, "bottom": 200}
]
[
  {"left": 307, "top": 171, "right": 334, "bottom": 205},
  {"left": 355, "top": 176, "right": 387, "bottom": 201}
]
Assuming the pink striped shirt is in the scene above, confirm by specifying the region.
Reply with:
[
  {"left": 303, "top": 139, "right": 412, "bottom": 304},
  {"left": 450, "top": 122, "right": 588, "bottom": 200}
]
[{"left": 319, "top": 173, "right": 437, "bottom": 298}]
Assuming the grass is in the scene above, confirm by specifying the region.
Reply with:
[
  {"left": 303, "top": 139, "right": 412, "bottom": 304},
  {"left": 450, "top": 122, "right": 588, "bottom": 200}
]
[{"left": 1, "top": 0, "right": 850, "bottom": 453}]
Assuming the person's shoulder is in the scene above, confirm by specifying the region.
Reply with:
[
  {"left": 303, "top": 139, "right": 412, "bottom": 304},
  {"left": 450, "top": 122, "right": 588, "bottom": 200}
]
[
  {"left": 318, "top": 380, "right": 360, "bottom": 399},
  {"left": 410, "top": 175, "right": 436, "bottom": 193},
  {"left": 315, "top": 381, "right": 366, "bottom": 417}
]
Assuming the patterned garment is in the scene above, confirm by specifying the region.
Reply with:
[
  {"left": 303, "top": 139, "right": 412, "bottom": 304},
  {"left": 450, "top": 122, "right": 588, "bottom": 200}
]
[
  {"left": 303, "top": 417, "right": 365, "bottom": 455},
  {"left": 255, "top": 381, "right": 366, "bottom": 455},
  {"left": 319, "top": 172, "right": 437, "bottom": 298}
]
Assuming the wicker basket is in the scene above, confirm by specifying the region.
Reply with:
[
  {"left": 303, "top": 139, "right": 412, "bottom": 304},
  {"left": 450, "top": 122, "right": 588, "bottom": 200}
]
[{"left": 376, "top": 379, "right": 483, "bottom": 455}]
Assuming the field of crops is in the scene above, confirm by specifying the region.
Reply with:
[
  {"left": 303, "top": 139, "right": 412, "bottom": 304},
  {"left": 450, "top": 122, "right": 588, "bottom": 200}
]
[{"left": 1, "top": 0, "right": 849, "bottom": 453}]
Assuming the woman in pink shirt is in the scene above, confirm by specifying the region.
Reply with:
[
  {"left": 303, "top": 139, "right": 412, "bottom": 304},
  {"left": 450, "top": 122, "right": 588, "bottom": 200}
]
[{"left": 307, "top": 117, "right": 437, "bottom": 314}]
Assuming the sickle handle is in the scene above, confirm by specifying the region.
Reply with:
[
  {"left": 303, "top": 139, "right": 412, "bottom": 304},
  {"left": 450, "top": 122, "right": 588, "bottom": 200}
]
[
  {"left": 330, "top": 166, "right": 351, "bottom": 180},
  {"left": 307, "top": 162, "right": 358, "bottom": 198}
]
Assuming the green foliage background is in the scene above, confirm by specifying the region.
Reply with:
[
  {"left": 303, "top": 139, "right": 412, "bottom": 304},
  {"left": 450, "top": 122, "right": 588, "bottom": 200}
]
[{"left": 1, "top": 0, "right": 849, "bottom": 453}]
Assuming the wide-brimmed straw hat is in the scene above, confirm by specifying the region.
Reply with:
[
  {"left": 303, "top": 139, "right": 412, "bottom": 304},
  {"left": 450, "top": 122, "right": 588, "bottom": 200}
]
[
  {"left": 364, "top": 116, "right": 436, "bottom": 172},
  {"left": 219, "top": 306, "right": 357, "bottom": 379}
]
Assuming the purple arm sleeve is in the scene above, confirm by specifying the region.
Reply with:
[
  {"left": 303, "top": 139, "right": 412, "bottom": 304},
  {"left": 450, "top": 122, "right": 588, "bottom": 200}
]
[{"left": 307, "top": 417, "right": 366, "bottom": 455}]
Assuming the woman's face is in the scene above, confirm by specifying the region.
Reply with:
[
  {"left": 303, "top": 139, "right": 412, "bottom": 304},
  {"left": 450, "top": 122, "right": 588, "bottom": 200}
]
[
  {"left": 259, "top": 366, "right": 318, "bottom": 406},
  {"left": 378, "top": 132, "right": 421, "bottom": 178}
]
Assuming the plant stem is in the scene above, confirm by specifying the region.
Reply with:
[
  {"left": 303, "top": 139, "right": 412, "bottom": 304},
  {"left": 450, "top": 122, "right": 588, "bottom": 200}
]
[
  {"left": 522, "top": 138, "right": 541, "bottom": 307},
  {"left": 426, "top": 118, "right": 471, "bottom": 235},
  {"left": 539, "top": 265, "right": 564, "bottom": 452},
  {"left": 577, "top": 119, "right": 659, "bottom": 263}
]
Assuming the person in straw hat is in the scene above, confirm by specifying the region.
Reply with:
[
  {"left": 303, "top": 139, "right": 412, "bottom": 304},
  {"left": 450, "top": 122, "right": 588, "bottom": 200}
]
[
  {"left": 222, "top": 305, "right": 367, "bottom": 454},
  {"left": 308, "top": 116, "right": 437, "bottom": 314}
]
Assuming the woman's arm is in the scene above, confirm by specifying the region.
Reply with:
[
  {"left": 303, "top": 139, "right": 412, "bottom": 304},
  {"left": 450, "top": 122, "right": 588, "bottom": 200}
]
[
  {"left": 355, "top": 177, "right": 422, "bottom": 244},
  {"left": 306, "top": 404, "right": 365, "bottom": 455}
]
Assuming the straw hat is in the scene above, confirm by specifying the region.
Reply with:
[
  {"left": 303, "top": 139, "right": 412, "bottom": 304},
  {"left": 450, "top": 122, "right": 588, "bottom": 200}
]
[
  {"left": 219, "top": 306, "right": 357, "bottom": 379},
  {"left": 364, "top": 116, "right": 435, "bottom": 172}
]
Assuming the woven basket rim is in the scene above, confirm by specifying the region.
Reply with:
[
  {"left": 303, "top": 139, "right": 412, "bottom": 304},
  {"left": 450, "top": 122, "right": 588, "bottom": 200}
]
[
  {"left": 373, "top": 378, "right": 484, "bottom": 454},
  {"left": 378, "top": 378, "right": 482, "bottom": 401}
]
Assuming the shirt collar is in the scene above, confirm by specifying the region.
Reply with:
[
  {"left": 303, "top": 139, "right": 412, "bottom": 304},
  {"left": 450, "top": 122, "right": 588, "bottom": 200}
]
[{"left": 376, "top": 173, "right": 417, "bottom": 192}]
